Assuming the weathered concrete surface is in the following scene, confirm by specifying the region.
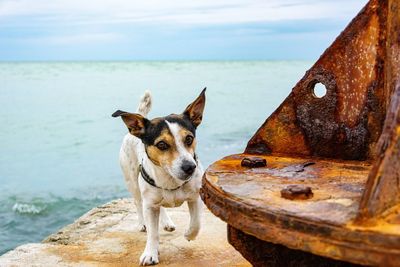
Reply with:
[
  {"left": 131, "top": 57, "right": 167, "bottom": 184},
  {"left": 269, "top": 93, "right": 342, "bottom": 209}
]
[{"left": 0, "top": 199, "right": 250, "bottom": 267}]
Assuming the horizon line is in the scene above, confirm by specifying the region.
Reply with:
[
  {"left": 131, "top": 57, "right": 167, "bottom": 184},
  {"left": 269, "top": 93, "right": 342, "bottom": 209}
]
[{"left": 0, "top": 59, "right": 314, "bottom": 63}]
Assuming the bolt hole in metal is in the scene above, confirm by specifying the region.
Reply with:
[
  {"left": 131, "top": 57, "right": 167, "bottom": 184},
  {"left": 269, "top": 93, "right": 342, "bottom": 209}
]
[{"left": 312, "top": 82, "right": 327, "bottom": 98}]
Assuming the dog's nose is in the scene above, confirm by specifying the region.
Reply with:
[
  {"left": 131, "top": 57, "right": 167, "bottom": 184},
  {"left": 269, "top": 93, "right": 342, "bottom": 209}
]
[{"left": 181, "top": 161, "right": 196, "bottom": 175}]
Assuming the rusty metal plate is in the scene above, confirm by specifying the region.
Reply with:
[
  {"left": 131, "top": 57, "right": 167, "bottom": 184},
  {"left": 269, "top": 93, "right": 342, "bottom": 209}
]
[
  {"left": 204, "top": 154, "right": 370, "bottom": 226},
  {"left": 245, "top": 0, "right": 387, "bottom": 161}
]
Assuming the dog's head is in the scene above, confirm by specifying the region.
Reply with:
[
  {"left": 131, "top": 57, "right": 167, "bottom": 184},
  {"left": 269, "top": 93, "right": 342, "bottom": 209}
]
[{"left": 113, "top": 89, "right": 206, "bottom": 181}]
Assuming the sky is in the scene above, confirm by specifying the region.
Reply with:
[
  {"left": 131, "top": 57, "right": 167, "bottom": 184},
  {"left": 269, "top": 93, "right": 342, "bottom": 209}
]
[{"left": 0, "top": 0, "right": 368, "bottom": 61}]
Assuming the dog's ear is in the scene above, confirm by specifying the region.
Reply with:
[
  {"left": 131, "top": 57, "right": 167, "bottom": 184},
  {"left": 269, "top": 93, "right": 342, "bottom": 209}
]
[
  {"left": 183, "top": 88, "right": 206, "bottom": 128},
  {"left": 112, "top": 110, "right": 148, "bottom": 138}
]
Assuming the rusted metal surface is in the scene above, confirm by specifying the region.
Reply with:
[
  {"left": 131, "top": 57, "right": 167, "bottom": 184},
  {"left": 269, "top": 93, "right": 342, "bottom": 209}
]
[
  {"left": 203, "top": 154, "right": 371, "bottom": 226},
  {"left": 200, "top": 0, "right": 400, "bottom": 265},
  {"left": 358, "top": 0, "right": 400, "bottom": 220},
  {"left": 358, "top": 82, "right": 400, "bottom": 221},
  {"left": 201, "top": 154, "right": 400, "bottom": 265},
  {"left": 245, "top": 0, "right": 387, "bottom": 160},
  {"left": 227, "top": 226, "right": 360, "bottom": 267}
]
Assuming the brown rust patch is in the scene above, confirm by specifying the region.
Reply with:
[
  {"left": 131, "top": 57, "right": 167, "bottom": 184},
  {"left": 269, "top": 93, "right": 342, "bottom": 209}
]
[{"left": 293, "top": 68, "right": 371, "bottom": 160}]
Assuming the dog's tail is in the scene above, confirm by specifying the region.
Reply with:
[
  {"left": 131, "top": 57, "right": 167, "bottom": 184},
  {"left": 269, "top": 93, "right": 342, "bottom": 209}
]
[{"left": 136, "top": 90, "right": 152, "bottom": 117}]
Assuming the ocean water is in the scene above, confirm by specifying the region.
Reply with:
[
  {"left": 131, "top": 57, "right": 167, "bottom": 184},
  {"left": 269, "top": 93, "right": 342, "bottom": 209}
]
[{"left": 0, "top": 61, "right": 311, "bottom": 255}]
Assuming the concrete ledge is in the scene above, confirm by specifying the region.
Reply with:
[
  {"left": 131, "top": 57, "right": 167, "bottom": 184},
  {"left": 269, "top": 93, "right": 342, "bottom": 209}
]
[{"left": 0, "top": 198, "right": 250, "bottom": 266}]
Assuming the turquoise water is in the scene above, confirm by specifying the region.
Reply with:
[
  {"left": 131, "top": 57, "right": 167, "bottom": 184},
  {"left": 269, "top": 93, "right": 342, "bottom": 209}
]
[{"left": 0, "top": 61, "right": 311, "bottom": 254}]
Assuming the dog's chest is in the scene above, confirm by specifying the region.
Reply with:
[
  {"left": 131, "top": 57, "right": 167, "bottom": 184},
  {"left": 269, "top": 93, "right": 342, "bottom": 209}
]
[{"left": 159, "top": 190, "right": 190, "bottom": 207}]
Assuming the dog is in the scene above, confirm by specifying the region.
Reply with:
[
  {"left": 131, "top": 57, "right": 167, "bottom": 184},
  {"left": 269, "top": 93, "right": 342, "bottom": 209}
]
[{"left": 112, "top": 88, "right": 206, "bottom": 266}]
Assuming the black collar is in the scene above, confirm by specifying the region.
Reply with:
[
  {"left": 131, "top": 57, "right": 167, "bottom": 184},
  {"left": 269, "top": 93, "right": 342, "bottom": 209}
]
[{"left": 139, "top": 164, "right": 190, "bottom": 191}]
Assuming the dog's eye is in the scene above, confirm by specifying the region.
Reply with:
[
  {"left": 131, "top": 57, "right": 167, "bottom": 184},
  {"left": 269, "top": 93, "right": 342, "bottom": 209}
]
[
  {"left": 156, "top": 141, "right": 169, "bottom": 151},
  {"left": 185, "top": 135, "right": 194, "bottom": 146}
]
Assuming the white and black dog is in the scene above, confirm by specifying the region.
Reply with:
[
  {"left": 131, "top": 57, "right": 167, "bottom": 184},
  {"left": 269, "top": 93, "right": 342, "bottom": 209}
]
[{"left": 112, "top": 89, "right": 206, "bottom": 266}]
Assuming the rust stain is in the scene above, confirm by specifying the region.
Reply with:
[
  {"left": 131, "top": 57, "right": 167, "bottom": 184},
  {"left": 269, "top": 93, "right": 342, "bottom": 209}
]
[{"left": 45, "top": 212, "right": 251, "bottom": 267}]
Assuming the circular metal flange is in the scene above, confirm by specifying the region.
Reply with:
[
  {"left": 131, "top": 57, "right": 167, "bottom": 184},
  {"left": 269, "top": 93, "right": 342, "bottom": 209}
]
[{"left": 200, "top": 154, "right": 400, "bottom": 266}]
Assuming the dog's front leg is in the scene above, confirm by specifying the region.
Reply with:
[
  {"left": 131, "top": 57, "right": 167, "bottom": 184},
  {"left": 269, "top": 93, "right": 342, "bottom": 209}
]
[
  {"left": 184, "top": 197, "right": 201, "bottom": 241},
  {"left": 140, "top": 204, "right": 160, "bottom": 266}
]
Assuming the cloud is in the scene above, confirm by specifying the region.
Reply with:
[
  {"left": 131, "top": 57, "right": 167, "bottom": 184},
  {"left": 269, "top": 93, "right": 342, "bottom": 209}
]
[
  {"left": 0, "top": 0, "right": 367, "bottom": 26},
  {"left": 0, "top": 0, "right": 368, "bottom": 60},
  {"left": 26, "top": 32, "right": 124, "bottom": 45}
]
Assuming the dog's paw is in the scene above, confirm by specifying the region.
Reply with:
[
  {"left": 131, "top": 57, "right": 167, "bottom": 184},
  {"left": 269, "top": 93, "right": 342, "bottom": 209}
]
[
  {"left": 163, "top": 222, "right": 176, "bottom": 232},
  {"left": 139, "top": 250, "right": 159, "bottom": 266},
  {"left": 137, "top": 223, "right": 146, "bottom": 232},
  {"left": 184, "top": 227, "right": 199, "bottom": 241}
]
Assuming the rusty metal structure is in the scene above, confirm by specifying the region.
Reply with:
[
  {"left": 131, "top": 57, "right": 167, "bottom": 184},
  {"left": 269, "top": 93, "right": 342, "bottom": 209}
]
[{"left": 200, "top": 0, "right": 400, "bottom": 266}]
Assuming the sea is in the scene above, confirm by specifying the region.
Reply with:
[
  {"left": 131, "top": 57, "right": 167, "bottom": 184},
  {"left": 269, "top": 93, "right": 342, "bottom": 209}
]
[{"left": 0, "top": 61, "right": 311, "bottom": 255}]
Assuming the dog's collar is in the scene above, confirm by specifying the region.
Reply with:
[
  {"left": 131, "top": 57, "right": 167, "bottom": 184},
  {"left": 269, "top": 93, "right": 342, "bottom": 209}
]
[{"left": 139, "top": 164, "right": 191, "bottom": 191}]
